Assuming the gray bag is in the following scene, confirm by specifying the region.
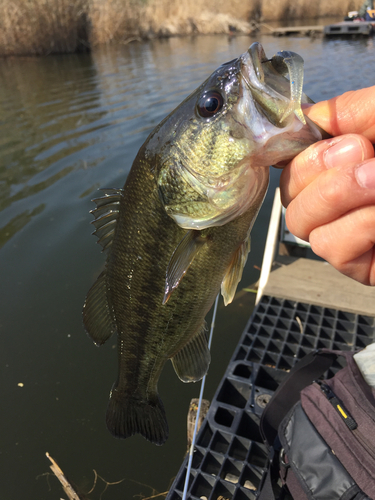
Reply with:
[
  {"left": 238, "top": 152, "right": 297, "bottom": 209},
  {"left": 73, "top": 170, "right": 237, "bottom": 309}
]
[{"left": 258, "top": 349, "right": 375, "bottom": 500}]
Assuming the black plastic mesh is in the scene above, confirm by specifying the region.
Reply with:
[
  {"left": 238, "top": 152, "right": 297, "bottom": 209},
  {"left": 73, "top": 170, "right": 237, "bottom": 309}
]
[{"left": 166, "top": 295, "right": 375, "bottom": 500}]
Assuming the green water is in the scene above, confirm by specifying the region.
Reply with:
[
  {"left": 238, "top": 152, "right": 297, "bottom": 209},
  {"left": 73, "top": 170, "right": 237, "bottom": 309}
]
[{"left": 1, "top": 34, "right": 375, "bottom": 499}]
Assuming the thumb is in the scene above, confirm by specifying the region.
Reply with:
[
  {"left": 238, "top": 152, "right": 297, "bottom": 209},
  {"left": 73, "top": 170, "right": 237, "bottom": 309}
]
[{"left": 305, "top": 86, "right": 375, "bottom": 142}]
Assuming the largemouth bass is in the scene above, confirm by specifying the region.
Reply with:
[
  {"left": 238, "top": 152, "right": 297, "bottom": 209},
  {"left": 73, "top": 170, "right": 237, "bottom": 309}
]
[{"left": 83, "top": 42, "right": 323, "bottom": 445}]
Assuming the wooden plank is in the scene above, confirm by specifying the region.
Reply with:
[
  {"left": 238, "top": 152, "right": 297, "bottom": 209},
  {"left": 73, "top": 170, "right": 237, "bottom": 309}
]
[
  {"left": 270, "top": 25, "right": 323, "bottom": 36},
  {"left": 256, "top": 187, "right": 282, "bottom": 305},
  {"left": 263, "top": 256, "right": 375, "bottom": 316}
]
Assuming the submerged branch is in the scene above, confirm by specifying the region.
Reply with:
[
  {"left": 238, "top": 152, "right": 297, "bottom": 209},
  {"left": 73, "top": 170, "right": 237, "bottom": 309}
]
[
  {"left": 140, "top": 492, "right": 169, "bottom": 500},
  {"left": 45, "top": 454, "right": 170, "bottom": 500},
  {"left": 46, "top": 452, "right": 81, "bottom": 500}
]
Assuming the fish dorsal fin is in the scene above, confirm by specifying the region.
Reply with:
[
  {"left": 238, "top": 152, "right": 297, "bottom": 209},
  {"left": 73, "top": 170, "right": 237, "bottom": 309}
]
[
  {"left": 271, "top": 50, "right": 306, "bottom": 125},
  {"left": 221, "top": 237, "right": 251, "bottom": 306},
  {"left": 90, "top": 188, "right": 123, "bottom": 252},
  {"left": 171, "top": 323, "right": 210, "bottom": 382},
  {"left": 163, "top": 230, "right": 206, "bottom": 304},
  {"left": 83, "top": 270, "right": 117, "bottom": 346}
]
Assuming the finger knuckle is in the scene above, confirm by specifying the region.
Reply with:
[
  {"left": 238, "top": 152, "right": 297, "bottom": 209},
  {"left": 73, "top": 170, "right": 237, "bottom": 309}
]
[{"left": 317, "top": 172, "right": 345, "bottom": 207}]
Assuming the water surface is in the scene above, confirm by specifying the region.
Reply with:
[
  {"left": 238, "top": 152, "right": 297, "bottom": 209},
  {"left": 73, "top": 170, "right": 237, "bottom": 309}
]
[{"left": 1, "top": 34, "right": 375, "bottom": 499}]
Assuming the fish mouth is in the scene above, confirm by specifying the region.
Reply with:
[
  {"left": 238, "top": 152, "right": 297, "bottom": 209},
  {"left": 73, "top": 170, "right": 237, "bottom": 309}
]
[
  {"left": 240, "top": 43, "right": 267, "bottom": 91},
  {"left": 239, "top": 43, "right": 301, "bottom": 132},
  {"left": 237, "top": 45, "right": 277, "bottom": 141}
]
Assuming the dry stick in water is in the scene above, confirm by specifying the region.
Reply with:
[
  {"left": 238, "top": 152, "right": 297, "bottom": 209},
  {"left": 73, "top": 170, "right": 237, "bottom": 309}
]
[
  {"left": 87, "top": 469, "right": 126, "bottom": 498},
  {"left": 87, "top": 469, "right": 166, "bottom": 499},
  {"left": 141, "top": 492, "right": 169, "bottom": 500},
  {"left": 46, "top": 452, "right": 80, "bottom": 500}
]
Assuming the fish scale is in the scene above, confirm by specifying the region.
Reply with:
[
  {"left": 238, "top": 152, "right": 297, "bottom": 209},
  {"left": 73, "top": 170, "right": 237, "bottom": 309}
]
[{"left": 83, "top": 42, "right": 325, "bottom": 445}]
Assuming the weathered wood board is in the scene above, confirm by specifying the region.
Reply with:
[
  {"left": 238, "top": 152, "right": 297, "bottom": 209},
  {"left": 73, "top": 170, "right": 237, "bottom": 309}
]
[{"left": 263, "top": 256, "right": 375, "bottom": 316}]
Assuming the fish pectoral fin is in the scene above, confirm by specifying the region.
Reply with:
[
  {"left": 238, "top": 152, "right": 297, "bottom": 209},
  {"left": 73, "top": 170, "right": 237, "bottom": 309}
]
[
  {"left": 271, "top": 51, "right": 306, "bottom": 125},
  {"left": 221, "top": 237, "right": 251, "bottom": 306},
  {"left": 163, "top": 230, "right": 206, "bottom": 304},
  {"left": 82, "top": 270, "right": 117, "bottom": 345},
  {"left": 171, "top": 324, "right": 210, "bottom": 383},
  {"left": 90, "top": 188, "right": 123, "bottom": 252}
]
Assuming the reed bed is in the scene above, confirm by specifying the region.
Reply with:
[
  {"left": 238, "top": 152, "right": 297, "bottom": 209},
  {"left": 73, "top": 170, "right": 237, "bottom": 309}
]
[
  {"left": 260, "top": 0, "right": 362, "bottom": 21},
  {"left": 0, "top": 0, "right": 90, "bottom": 56},
  {"left": 0, "top": 0, "right": 364, "bottom": 56},
  {"left": 89, "top": 0, "right": 257, "bottom": 43}
]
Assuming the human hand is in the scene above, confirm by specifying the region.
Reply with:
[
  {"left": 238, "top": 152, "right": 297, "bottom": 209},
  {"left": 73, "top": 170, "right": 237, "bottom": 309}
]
[{"left": 279, "top": 87, "right": 375, "bottom": 285}]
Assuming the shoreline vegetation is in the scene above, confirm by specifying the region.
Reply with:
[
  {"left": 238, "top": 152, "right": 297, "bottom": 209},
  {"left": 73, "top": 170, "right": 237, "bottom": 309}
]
[{"left": 0, "top": 0, "right": 363, "bottom": 56}]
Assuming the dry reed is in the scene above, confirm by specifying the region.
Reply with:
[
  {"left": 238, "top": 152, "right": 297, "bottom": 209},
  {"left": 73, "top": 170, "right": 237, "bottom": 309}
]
[
  {"left": 89, "top": 0, "right": 364, "bottom": 44},
  {"left": 0, "top": 0, "right": 366, "bottom": 56},
  {"left": 0, "top": 0, "right": 90, "bottom": 56},
  {"left": 260, "top": 0, "right": 362, "bottom": 21},
  {"left": 88, "top": 0, "right": 256, "bottom": 43}
]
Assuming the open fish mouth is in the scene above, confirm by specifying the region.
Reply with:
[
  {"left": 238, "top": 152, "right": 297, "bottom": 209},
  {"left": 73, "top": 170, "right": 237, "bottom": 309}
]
[
  {"left": 240, "top": 42, "right": 308, "bottom": 127},
  {"left": 240, "top": 44, "right": 267, "bottom": 92}
]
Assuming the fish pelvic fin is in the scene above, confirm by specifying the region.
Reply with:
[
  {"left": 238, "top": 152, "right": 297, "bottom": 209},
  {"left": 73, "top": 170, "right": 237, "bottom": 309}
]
[
  {"left": 171, "top": 323, "right": 210, "bottom": 382},
  {"left": 221, "top": 237, "right": 251, "bottom": 306},
  {"left": 90, "top": 188, "right": 123, "bottom": 252},
  {"left": 163, "top": 230, "right": 206, "bottom": 304},
  {"left": 106, "top": 386, "right": 169, "bottom": 446},
  {"left": 83, "top": 270, "right": 116, "bottom": 346}
]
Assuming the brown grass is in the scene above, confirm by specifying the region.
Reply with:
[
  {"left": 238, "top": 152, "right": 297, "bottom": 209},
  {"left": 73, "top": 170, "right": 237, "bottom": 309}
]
[
  {"left": 0, "top": 0, "right": 90, "bottom": 56},
  {"left": 260, "top": 0, "right": 362, "bottom": 20},
  {"left": 89, "top": 0, "right": 364, "bottom": 44},
  {"left": 88, "top": 0, "right": 258, "bottom": 43},
  {"left": 0, "top": 0, "right": 365, "bottom": 56}
]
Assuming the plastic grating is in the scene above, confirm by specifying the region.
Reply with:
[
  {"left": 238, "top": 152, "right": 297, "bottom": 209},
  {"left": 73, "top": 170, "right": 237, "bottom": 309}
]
[{"left": 166, "top": 295, "right": 375, "bottom": 500}]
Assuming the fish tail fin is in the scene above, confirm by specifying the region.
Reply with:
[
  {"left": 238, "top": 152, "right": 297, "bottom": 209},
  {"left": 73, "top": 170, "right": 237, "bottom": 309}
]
[{"left": 106, "top": 385, "right": 169, "bottom": 446}]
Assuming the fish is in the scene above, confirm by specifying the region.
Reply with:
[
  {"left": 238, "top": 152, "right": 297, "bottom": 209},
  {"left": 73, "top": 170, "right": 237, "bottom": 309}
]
[{"left": 83, "top": 42, "right": 324, "bottom": 445}]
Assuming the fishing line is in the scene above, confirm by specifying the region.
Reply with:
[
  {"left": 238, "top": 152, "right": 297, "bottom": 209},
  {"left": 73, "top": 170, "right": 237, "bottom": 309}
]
[{"left": 181, "top": 293, "right": 220, "bottom": 500}]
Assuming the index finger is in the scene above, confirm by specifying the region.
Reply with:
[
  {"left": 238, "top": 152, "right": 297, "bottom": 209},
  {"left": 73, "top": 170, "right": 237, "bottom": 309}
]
[
  {"left": 305, "top": 86, "right": 375, "bottom": 142},
  {"left": 280, "top": 134, "right": 374, "bottom": 206}
]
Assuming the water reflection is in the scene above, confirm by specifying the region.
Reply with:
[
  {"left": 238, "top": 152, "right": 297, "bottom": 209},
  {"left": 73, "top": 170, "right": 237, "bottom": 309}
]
[
  {"left": 0, "top": 53, "right": 104, "bottom": 211},
  {"left": 0, "top": 204, "right": 45, "bottom": 248}
]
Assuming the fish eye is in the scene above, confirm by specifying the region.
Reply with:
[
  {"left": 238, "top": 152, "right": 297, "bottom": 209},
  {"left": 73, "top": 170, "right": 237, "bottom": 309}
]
[{"left": 197, "top": 91, "right": 224, "bottom": 118}]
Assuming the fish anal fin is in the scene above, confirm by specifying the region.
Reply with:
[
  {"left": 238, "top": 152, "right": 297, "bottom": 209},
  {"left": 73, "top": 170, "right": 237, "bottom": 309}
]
[
  {"left": 83, "top": 270, "right": 116, "bottom": 346},
  {"left": 221, "top": 237, "right": 251, "bottom": 306},
  {"left": 171, "top": 323, "right": 210, "bottom": 383},
  {"left": 163, "top": 230, "right": 206, "bottom": 304},
  {"left": 90, "top": 188, "right": 123, "bottom": 252},
  {"left": 106, "top": 386, "right": 169, "bottom": 445}
]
